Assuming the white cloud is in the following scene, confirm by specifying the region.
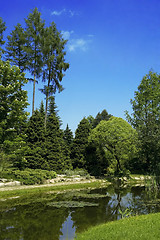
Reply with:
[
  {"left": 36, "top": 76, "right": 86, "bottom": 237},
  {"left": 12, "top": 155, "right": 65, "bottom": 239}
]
[
  {"left": 61, "top": 31, "right": 94, "bottom": 52},
  {"left": 68, "top": 10, "right": 77, "bottom": 17},
  {"left": 51, "top": 9, "right": 78, "bottom": 17},
  {"left": 88, "top": 34, "right": 95, "bottom": 38},
  {"left": 68, "top": 39, "right": 88, "bottom": 52},
  {"left": 51, "top": 9, "right": 66, "bottom": 16},
  {"left": 61, "top": 30, "right": 74, "bottom": 40}
]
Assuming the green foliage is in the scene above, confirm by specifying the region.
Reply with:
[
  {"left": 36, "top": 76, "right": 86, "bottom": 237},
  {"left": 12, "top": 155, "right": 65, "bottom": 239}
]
[
  {"left": 71, "top": 118, "right": 91, "bottom": 169},
  {"left": 25, "top": 7, "right": 45, "bottom": 77},
  {"left": 126, "top": 71, "right": 160, "bottom": 174},
  {"left": 119, "top": 208, "right": 132, "bottom": 219},
  {"left": 1, "top": 168, "right": 56, "bottom": 185},
  {"left": 92, "top": 109, "right": 112, "bottom": 128},
  {"left": 0, "top": 148, "right": 11, "bottom": 176},
  {"left": 0, "top": 17, "right": 6, "bottom": 55},
  {"left": 63, "top": 124, "right": 73, "bottom": 148},
  {"left": 86, "top": 115, "right": 95, "bottom": 129},
  {"left": 89, "top": 117, "right": 138, "bottom": 176},
  {"left": 86, "top": 142, "right": 111, "bottom": 176},
  {"left": 25, "top": 7, "right": 45, "bottom": 114},
  {"left": 0, "top": 60, "right": 29, "bottom": 169},
  {"left": 5, "top": 23, "right": 27, "bottom": 72},
  {"left": 44, "top": 97, "right": 72, "bottom": 172},
  {"left": 25, "top": 109, "right": 45, "bottom": 145},
  {"left": 40, "top": 22, "right": 69, "bottom": 127},
  {"left": 25, "top": 102, "right": 49, "bottom": 169},
  {"left": 0, "top": 60, "right": 28, "bottom": 142}
]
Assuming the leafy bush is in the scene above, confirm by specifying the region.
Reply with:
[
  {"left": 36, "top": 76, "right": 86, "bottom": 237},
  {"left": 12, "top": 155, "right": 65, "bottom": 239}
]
[{"left": 1, "top": 168, "right": 57, "bottom": 185}]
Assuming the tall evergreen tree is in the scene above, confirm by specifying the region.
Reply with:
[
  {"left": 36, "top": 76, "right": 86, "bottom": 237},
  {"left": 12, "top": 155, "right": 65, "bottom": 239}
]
[
  {"left": 45, "top": 97, "right": 71, "bottom": 172},
  {"left": 25, "top": 106, "right": 48, "bottom": 170},
  {"left": 0, "top": 17, "right": 6, "bottom": 56},
  {"left": 93, "top": 109, "right": 112, "bottom": 128},
  {"left": 86, "top": 115, "right": 95, "bottom": 129},
  {"left": 71, "top": 118, "right": 91, "bottom": 169},
  {"left": 25, "top": 8, "right": 45, "bottom": 114},
  {"left": 5, "top": 23, "right": 27, "bottom": 72},
  {"left": 41, "top": 22, "right": 69, "bottom": 128},
  {"left": 63, "top": 124, "right": 73, "bottom": 147}
]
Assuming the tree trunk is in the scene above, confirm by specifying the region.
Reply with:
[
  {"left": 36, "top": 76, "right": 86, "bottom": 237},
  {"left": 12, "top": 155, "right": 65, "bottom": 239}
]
[
  {"left": 44, "top": 71, "right": 51, "bottom": 129},
  {"left": 32, "top": 71, "right": 36, "bottom": 115},
  {"left": 44, "top": 91, "right": 48, "bottom": 129}
]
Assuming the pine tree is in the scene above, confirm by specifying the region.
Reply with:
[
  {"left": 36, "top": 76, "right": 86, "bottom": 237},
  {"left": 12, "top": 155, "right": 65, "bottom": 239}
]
[
  {"left": 71, "top": 118, "right": 91, "bottom": 169},
  {"left": 93, "top": 109, "right": 112, "bottom": 128},
  {"left": 5, "top": 23, "right": 27, "bottom": 72},
  {"left": 25, "top": 8, "right": 45, "bottom": 114},
  {"left": 40, "top": 22, "right": 69, "bottom": 128},
  {"left": 25, "top": 103, "right": 48, "bottom": 169},
  {"left": 44, "top": 97, "right": 72, "bottom": 172},
  {"left": 63, "top": 124, "right": 73, "bottom": 147},
  {"left": 0, "top": 17, "right": 6, "bottom": 56}
]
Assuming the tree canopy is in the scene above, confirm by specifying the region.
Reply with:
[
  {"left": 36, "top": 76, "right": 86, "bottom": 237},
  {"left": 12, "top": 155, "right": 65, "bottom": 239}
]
[
  {"left": 126, "top": 71, "right": 160, "bottom": 173},
  {"left": 89, "top": 117, "right": 138, "bottom": 175}
]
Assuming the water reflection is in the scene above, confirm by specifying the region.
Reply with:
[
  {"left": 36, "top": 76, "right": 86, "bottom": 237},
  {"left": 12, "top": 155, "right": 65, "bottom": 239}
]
[
  {"left": 0, "top": 185, "right": 160, "bottom": 240},
  {"left": 60, "top": 214, "right": 75, "bottom": 240}
]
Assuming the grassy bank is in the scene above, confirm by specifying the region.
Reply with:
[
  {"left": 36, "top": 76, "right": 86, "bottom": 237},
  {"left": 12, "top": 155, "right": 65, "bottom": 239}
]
[
  {"left": 0, "top": 180, "right": 109, "bottom": 199},
  {"left": 75, "top": 212, "right": 160, "bottom": 240}
]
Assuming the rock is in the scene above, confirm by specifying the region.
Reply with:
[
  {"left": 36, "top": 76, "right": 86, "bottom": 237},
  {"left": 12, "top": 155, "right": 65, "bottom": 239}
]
[{"left": 0, "top": 181, "right": 21, "bottom": 188}]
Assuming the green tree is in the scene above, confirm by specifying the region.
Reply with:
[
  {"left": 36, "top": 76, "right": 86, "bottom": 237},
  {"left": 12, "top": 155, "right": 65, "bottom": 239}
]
[
  {"left": 89, "top": 117, "right": 137, "bottom": 176},
  {"left": 0, "top": 60, "right": 29, "bottom": 168},
  {"left": 25, "top": 8, "right": 45, "bottom": 115},
  {"left": 71, "top": 117, "right": 91, "bottom": 169},
  {"left": 126, "top": 71, "right": 160, "bottom": 173},
  {"left": 5, "top": 23, "right": 27, "bottom": 73},
  {"left": 63, "top": 124, "right": 73, "bottom": 162},
  {"left": 0, "top": 60, "right": 28, "bottom": 144},
  {"left": 63, "top": 124, "right": 73, "bottom": 148},
  {"left": 93, "top": 109, "right": 112, "bottom": 128},
  {"left": 45, "top": 97, "right": 71, "bottom": 172},
  {"left": 0, "top": 17, "right": 6, "bottom": 56},
  {"left": 86, "top": 115, "right": 94, "bottom": 129},
  {"left": 25, "top": 105, "right": 48, "bottom": 170},
  {"left": 41, "top": 22, "right": 69, "bottom": 128}
]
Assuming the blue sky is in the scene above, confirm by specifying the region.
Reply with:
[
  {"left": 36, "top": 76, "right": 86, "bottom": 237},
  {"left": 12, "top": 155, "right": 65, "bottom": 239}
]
[{"left": 1, "top": 0, "right": 160, "bottom": 133}]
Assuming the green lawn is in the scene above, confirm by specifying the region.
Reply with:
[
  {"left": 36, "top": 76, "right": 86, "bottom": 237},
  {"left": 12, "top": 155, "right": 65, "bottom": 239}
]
[
  {"left": 0, "top": 181, "right": 108, "bottom": 199},
  {"left": 75, "top": 213, "right": 160, "bottom": 240}
]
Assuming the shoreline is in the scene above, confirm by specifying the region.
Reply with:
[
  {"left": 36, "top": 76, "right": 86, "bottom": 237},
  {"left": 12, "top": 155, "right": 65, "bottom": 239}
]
[{"left": 0, "top": 179, "right": 102, "bottom": 192}]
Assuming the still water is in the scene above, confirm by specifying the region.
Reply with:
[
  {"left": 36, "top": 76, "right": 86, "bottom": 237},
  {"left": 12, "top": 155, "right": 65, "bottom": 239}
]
[{"left": 0, "top": 184, "right": 160, "bottom": 240}]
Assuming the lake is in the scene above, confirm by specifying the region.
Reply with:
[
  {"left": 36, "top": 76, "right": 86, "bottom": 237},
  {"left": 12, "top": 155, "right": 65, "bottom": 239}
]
[{"left": 0, "top": 183, "right": 160, "bottom": 240}]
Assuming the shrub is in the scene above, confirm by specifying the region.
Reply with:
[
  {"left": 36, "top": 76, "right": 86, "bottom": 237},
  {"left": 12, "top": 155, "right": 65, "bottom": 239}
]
[{"left": 1, "top": 168, "right": 57, "bottom": 185}]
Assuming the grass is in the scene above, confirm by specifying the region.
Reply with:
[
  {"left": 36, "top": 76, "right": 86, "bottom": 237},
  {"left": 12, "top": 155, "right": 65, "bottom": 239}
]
[
  {"left": 75, "top": 212, "right": 160, "bottom": 240},
  {"left": 0, "top": 180, "right": 109, "bottom": 199}
]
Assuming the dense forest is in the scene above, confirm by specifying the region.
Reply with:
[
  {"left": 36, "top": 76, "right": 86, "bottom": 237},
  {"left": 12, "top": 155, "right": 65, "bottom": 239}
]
[{"left": 0, "top": 8, "right": 160, "bottom": 182}]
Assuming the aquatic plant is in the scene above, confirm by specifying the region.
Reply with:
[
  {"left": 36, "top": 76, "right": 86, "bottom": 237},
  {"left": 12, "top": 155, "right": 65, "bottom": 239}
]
[
  {"left": 73, "top": 193, "right": 109, "bottom": 199},
  {"left": 47, "top": 201, "right": 99, "bottom": 208}
]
